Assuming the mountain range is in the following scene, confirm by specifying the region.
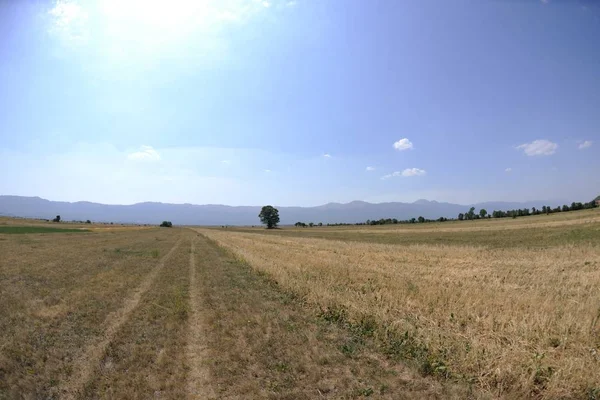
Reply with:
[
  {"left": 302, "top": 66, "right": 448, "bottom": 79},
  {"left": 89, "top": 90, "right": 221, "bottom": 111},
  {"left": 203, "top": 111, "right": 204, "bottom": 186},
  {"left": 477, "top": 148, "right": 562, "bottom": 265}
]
[{"left": 0, "top": 195, "right": 565, "bottom": 226}]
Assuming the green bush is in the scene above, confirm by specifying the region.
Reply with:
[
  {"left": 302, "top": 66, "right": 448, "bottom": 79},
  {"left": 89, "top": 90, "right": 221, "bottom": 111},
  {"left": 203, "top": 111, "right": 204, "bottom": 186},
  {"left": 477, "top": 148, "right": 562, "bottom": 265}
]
[{"left": 160, "top": 221, "right": 173, "bottom": 228}]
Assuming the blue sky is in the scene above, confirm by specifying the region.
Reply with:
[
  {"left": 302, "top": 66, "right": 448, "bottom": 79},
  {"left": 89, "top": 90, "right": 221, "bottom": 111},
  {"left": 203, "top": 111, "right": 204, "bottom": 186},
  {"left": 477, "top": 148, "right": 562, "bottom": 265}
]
[{"left": 0, "top": 0, "right": 598, "bottom": 206}]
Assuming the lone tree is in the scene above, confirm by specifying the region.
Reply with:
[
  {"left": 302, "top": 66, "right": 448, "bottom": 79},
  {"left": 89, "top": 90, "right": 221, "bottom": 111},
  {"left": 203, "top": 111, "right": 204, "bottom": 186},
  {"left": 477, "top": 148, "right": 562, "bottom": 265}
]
[
  {"left": 160, "top": 221, "right": 173, "bottom": 227},
  {"left": 259, "top": 205, "right": 280, "bottom": 229},
  {"left": 479, "top": 209, "right": 487, "bottom": 219},
  {"left": 52, "top": 215, "right": 61, "bottom": 223}
]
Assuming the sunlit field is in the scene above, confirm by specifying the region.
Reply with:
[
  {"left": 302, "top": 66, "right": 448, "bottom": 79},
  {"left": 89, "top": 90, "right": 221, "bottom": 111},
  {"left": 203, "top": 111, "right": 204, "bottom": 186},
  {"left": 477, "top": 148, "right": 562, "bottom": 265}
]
[
  {"left": 2, "top": 218, "right": 467, "bottom": 399},
  {"left": 199, "top": 208, "right": 600, "bottom": 398}
]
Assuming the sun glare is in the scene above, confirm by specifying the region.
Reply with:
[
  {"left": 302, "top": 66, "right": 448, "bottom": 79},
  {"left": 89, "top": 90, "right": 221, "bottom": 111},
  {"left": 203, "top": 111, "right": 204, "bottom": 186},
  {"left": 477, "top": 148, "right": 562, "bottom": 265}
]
[
  {"left": 49, "top": 0, "right": 267, "bottom": 52},
  {"left": 100, "top": 0, "right": 213, "bottom": 30}
]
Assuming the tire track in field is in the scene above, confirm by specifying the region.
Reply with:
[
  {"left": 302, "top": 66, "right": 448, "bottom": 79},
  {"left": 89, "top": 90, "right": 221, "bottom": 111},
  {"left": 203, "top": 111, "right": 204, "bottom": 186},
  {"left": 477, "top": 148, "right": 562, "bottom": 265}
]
[
  {"left": 186, "top": 236, "right": 215, "bottom": 399},
  {"left": 58, "top": 236, "right": 184, "bottom": 400}
]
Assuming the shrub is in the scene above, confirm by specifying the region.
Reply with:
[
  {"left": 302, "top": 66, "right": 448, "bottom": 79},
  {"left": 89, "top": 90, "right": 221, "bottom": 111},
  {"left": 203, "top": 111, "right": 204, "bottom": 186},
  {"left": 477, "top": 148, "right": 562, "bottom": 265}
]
[{"left": 160, "top": 221, "right": 173, "bottom": 228}]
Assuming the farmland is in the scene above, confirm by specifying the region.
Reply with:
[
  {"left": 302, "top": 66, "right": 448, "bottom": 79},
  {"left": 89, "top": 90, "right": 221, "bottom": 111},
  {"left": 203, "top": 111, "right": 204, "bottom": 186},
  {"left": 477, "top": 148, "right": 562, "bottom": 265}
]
[
  {"left": 0, "top": 209, "right": 599, "bottom": 398},
  {"left": 200, "top": 209, "right": 600, "bottom": 398}
]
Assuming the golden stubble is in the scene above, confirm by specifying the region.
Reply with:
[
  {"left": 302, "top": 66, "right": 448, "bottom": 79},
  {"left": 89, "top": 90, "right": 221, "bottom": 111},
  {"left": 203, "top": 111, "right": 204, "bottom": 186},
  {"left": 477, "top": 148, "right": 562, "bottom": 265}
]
[{"left": 199, "top": 228, "right": 600, "bottom": 398}]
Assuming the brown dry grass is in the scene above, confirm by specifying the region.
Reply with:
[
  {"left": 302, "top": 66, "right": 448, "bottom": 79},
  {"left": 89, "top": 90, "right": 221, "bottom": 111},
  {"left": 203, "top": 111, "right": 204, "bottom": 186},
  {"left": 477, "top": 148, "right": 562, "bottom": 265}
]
[
  {"left": 4, "top": 210, "right": 598, "bottom": 398},
  {"left": 2, "top": 222, "right": 473, "bottom": 399},
  {"left": 0, "top": 216, "right": 155, "bottom": 235},
  {"left": 186, "top": 237, "right": 215, "bottom": 399},
  {"left": 193, "top": 234, "right": 471, "bottom": 399},
  {"left": 226, "top": 209, "right": 600, "bottom": 249},
  {"left": 81, "top": 234, "right": 190, "bottom": 398},
  {"left": 60, "top": 237, "right": 184, "bottom": 398},
  {"left": 198, "top": 210, "right": 600, "bottom": 399},
  {"left": 0, "top": 227, "right": 182, "bottom": 398}
]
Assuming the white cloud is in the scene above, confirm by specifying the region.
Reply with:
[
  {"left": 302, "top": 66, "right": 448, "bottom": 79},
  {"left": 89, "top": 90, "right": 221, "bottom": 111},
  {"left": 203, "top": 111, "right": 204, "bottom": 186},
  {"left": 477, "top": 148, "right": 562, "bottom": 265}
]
[
  {"left": 401, "top": 168, "right": 426, "bottom": 177},
  {"left": 381, "top": 168, "right": 426, "bottom": 180},
  {"left": 366, "top": 166, "right": 376, "bottom": 171},
  {"left": 264, "top": 169, "right": 271, "bottom": 172},
  {"left": 579, "top": 140, "right": 592, "bottom": 150},
  {"left": 286, "top": 1, "right": 297, "bottom": 6},
  {"left": 516, "top": 139, "right": 558, "bottom": 156},
  {"left": 381, "top": 172, "right": 399, "bottom": 180},
  {"left": 323, "top": 153, "right": 332, "bottom": 158},
  {"left": 262, "top": 1, "right": 270, "bottom": 7},
  {"left": 505, "top": 168, "right": 512, "bottom": 173},
  {"left": 127, "top": 145, "right": 161, "bottom": 161},
  {"left": 393, "top": 138, "right": 413, "bottom": 151},
  {"left": 221, "top": 159, "right": 231, "bottom": 164}
]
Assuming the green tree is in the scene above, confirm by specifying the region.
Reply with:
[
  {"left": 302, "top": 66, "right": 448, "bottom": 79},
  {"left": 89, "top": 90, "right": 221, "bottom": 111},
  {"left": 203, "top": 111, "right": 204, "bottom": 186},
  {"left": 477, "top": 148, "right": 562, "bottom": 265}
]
[
  {"left": 458, "top": 213, "right": 464, "bottom": 221},
  {"left": 479, "top": 209, "right": 487, "bottom": 219},
  {"left": 466, "top": 207, "right": 476, "bottom": 220},
  {"left": 318, "top": 222, "right": 323, "bottom": 226},
  {"left": 259, "top": 205, "right": 280, "bottom": 229},
  {"left": 160, "top": 221, "right": 172, "bottom": 227},
  {"left": 309, "top": 222, "right": 314, "bottom": 227},
  {"left": 418, "top": 216, "right": 425, "bottom": 223},
  {"left": 52, "top": 215, "right": 61, "bottom": 223}
]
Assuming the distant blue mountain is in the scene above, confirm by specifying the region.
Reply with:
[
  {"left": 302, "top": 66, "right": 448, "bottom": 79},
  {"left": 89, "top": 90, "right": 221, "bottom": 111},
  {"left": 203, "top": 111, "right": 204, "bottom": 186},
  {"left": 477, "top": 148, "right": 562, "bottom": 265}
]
[{"left": 0, "top": 195, "right": 569, "bottom": 226}]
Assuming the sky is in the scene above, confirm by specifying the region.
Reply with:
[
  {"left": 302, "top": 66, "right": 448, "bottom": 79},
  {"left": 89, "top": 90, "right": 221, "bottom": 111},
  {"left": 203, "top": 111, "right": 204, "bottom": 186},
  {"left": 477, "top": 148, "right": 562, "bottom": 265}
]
[{"left": 0, "top": 0, "right": 599, "bottom": 206}]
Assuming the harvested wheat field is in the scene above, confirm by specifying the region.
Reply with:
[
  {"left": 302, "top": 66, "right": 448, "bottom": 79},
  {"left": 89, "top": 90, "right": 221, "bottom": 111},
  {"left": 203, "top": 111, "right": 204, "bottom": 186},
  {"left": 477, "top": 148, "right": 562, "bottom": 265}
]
[
  {"left": 1, "top": 220, "right": 469, "bottom": 399},
  {"left": 199, "top": 208, "right": 600, "bottom": 399},
  {"left": 1, "top": 211, "right": 598, "bottom": 398}
]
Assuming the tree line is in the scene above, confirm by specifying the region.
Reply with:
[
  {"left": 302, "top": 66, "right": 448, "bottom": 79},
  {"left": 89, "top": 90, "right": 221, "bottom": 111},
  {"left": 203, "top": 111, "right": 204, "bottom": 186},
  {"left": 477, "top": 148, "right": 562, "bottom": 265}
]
[
  {"left": 289, "top": 197, "right": 599, "bottom": 227},
  {"left": 480, "top": 200, "right": 597, "bottom": 220}
]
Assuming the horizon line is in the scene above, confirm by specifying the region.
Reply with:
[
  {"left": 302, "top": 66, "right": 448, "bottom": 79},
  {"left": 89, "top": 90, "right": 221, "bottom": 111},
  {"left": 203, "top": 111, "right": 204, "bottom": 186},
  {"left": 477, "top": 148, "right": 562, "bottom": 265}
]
[{"left": 0, "top": 194, "right": 573, "bottom": 209}]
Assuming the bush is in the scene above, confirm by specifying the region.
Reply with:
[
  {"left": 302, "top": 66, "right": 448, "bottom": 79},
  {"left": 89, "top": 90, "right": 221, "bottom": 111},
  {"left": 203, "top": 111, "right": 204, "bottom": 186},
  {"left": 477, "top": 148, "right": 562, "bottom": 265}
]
[
  {"left": 85, "top": 220, "right": 91, "bottom": 224},
  {"left": 160, "top": 221, "right": 173, "bottom": 228}
]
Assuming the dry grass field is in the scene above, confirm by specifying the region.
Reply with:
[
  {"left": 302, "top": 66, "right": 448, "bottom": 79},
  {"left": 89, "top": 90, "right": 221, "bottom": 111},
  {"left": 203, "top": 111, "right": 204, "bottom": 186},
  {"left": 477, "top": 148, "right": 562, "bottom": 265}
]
[
  {"left": 199, "top": 208, "right": 600, "bottom": 399},
  {"left": 1, "top": 210, "right": 598, "bottom": 398},
  {"left": 1, "top": 217, "right": 468, "bottom": 399},
  {"left": 225, "top": 210, "right": 600, "bottom": 249}
]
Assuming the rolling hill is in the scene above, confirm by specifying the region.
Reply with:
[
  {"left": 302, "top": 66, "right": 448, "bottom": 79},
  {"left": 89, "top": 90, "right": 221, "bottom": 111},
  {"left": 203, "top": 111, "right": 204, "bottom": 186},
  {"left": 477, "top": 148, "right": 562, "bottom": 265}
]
[{"left": 0, "top": 195, "right": 565, "bottom": 225}]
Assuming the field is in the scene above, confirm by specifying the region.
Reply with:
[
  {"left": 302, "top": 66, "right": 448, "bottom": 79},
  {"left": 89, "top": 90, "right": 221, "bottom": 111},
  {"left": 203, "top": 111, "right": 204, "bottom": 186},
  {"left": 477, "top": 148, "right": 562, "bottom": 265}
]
[
  {"left": 0, "top": 210, "right": 599, "bottom": 398},
  {"left": 200, "top": 209, "right": 600, "bottom": 398},
  {"left": 0, "top": 226, "right": 90, "bottom": 234}
]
